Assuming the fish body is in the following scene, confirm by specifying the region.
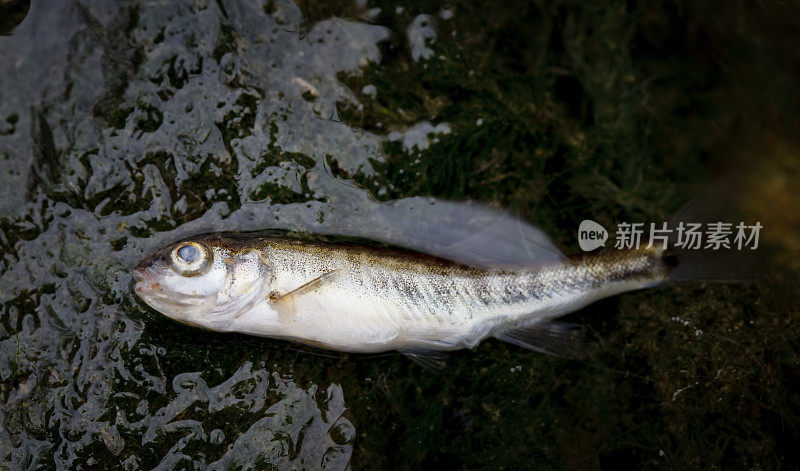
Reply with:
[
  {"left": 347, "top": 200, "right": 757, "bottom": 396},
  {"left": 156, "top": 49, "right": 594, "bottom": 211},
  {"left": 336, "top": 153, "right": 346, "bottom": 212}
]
[
  {"left": 134, "top": 183, "right": 749, "bottom": 361},
  {"left": 134, "top": 235, "right": 667, "bottom": 355},
  {"left": 235, "top": 239, "right": 666, "bottom": 353}
]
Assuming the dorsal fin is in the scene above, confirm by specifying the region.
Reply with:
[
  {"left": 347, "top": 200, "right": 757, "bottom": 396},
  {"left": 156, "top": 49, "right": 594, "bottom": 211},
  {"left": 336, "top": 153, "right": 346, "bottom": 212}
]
[
  {"left": 151, "top": 179, "right": 563, "bottom": 270},
  {"left": 328, "top": 197, "right": 564, "bottom": 269}
]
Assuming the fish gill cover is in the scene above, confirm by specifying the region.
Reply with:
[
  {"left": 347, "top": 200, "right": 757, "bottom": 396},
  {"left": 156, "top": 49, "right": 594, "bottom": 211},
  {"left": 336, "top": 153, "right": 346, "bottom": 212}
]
[{"left": 0, "top": 0, "right": 799, "bottom": 469}]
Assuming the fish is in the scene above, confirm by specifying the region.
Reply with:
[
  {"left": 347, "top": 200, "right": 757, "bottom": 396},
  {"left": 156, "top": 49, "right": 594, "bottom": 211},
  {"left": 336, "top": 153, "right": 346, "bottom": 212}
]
[{"left": 133, "top": 182, "right": 754, "bottom": 367}]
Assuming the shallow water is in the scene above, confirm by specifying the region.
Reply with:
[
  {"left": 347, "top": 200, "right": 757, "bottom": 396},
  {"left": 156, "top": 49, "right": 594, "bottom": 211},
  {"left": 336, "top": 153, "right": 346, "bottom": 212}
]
[{"left": 1, "top": 0, "right": 799, "bottom": 469}]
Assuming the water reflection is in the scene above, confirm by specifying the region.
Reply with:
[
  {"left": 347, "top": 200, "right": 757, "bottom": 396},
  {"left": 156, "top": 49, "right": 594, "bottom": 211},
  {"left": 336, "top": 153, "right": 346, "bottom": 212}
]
[
  {"left": 138, "top": 364, "right": 353, "bottom": 469},
  {"left": 0, "top": 0, "right": 402, "bottom": 467}
]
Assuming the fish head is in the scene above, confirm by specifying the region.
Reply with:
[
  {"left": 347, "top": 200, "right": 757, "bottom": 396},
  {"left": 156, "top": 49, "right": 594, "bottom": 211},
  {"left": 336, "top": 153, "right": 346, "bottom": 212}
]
[{"left": 133, "top": 236, "right": 269, "bottom": 330}]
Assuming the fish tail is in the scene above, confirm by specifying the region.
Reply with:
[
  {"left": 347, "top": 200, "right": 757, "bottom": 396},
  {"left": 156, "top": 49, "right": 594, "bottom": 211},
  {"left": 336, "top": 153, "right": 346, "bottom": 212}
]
[{"left": 662, "top": 174, "right": 762, "bottom": 282}]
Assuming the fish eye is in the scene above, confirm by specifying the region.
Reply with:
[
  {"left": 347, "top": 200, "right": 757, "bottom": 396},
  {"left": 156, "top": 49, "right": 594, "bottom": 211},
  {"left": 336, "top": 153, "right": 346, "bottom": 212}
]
[
  {"left": 177, "top": 244, "right": 198, "bottom": 263},
  {"left": 170, "top": 241, "right": 211, "bottom": 276}
]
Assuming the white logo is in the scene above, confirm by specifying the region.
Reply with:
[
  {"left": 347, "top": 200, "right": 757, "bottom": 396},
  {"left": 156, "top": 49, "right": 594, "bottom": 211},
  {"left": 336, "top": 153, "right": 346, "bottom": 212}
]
[
  {"left": 577, "top": 219, "right": 761, "bottom": 251},
  {"left": 578, "top": 219, "right": 608, "bottom": 251}
]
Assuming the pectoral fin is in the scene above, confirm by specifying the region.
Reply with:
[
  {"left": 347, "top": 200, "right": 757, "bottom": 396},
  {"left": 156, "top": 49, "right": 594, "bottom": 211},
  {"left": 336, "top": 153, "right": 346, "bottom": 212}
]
[
  {"left": 269, "top": 269, "right": 344, "bottom": 322},
  {"left": 274, "top": 269, "right": 344, "bottom": 301}
]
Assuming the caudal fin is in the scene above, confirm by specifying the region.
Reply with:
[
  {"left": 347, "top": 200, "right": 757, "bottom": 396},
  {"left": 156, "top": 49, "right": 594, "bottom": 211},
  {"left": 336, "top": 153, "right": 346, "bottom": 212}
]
[{"left": 663, "top": 174, "right": 763, "bottom": 282}]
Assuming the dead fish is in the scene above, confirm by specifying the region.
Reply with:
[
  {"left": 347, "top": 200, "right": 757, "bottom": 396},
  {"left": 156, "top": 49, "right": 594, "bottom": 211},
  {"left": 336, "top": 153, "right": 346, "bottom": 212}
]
[{"left": 133, "top": 183, "right": 753, "bottom": 367}]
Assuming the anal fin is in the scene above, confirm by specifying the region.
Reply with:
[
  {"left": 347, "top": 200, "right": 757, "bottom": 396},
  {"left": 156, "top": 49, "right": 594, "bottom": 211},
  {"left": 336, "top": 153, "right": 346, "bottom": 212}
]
[
  {"left": 495, "top": 320, "right": 587, "bottom": 359},
  {"left": 401, "top": 350, "right": 449, "bottom": 370}
]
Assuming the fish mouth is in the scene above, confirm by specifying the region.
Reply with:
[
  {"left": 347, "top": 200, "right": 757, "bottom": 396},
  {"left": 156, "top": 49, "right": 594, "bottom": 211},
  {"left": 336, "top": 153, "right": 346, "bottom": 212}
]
[
  {"left": 132, "top": 267, "right": 212, "bottom": 314},
  {"left": 132, "top": 267, "right": 147, "bottom": 284},
  {"left": 133, "top": 266, "right": 161, "bottom": 295}
]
